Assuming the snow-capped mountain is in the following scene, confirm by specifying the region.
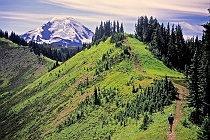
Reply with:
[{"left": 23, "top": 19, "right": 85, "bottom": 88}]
[{"left": 21, "top": 17, "right": 94, "bottom": 47}]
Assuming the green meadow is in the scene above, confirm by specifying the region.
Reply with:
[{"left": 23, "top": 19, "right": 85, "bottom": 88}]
[{"left": 1, "top": 37, "right": 195, "bottom": 140}]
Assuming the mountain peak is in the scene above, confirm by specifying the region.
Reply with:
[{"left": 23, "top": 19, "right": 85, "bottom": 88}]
[{"left": 21, "top": 17, "right": 94, "bottom": 47}]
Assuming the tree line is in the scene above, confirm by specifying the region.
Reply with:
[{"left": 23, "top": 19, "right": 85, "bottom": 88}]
[
  {"left": 0, "top": 29, "right": 92, "bottom": 63},
  {"left": 28, "top": 41, "right": 80, "bottom": 62},
  {"left": 186, "top": 14, "right": 210, "bottom": 139},
  {"left": 135, "top": 16, "right": 195, "bottom": 71},
  {"left": 90, "top": 15, "right": 210, "bottom": 138},
  {"left": 0, "top": 29, "right": 28, "bottom": 46},
  {"left": 135, "top": 15, "right": 210, "bottom": 139},
  {"left": 92, "top": 20, "right": 124, "bottom": 45}
]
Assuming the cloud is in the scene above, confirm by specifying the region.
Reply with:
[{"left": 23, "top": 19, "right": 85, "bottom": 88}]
[
  {"left": 41, "top": 0, "right": 209, "bottom": 36},
  {"left": 171, "top": 21, "right": 204, "bottom": 39},
  {"left": 0, "top": 11, "right": 51, "bottom": 23},
  {"left": 0, "top": 0, "right": 209, "bottom": 36},
  {"left": 43, "top": 0, "right": 209, "bottom": 19},
  {"left": 0, "top": 11, "right": 59, "bottom": 34},
  {"left": 178, "top": 22, "right": 204, "bottom": 33}
]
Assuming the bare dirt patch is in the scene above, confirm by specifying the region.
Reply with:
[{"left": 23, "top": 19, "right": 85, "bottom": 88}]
[{"left": 34, "top": 65, "right": 46, "bottom": 75}]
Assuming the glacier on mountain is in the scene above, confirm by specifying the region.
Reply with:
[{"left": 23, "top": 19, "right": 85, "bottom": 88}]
[{"left": 20, "top": 17, "right": 94, "bottom": 47}]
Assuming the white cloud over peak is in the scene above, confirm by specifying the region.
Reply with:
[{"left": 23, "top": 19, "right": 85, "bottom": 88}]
[
  {"left": 172, "top": 21, "right": 204, "bottom": 39},
  {"left": 43, "top": 0, "right": 209, "bottom": 19}
]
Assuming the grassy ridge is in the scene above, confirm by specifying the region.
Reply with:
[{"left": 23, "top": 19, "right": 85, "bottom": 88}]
[
  {"left": 0, "top": 37, "right": 18, "bottom": 47},
  {"left": 112, "top": 104, "right": 176, "bottom": 140},
  {"left": 128, "top": 37, "right": 183, "bottom": 78},
  {"left": 43, "top": 37, "right": 183, "bottom": 139},
  {"left": 0, "top": 39, "right": 57, "bottom": 139},
  {"left": 1, "top": 37, "right": 185, "bottom": 139},
  {"left": 0, "top": 41, "right": 55, "bottom": 100}
]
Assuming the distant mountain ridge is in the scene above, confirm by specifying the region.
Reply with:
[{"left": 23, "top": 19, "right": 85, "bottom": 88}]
[{"left": 20, "top": 17, "right": 94, "bottom": 47}]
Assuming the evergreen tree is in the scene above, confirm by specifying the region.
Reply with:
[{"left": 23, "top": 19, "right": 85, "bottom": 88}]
[
  {"left": 93, "top": 26, "right": 99, "bottom": 43},
  {"left": 188, "top": 49, "right": 203, "bottom": 124},
  {"left": 94, "top": 87, "right": 100, "bottom": 105},
  {"left": 201, "top": 19, "right": 210, "bottom": 116},
  {"left": 142, "top": 16, "right": 148, "bottom": 42},
  {"left": 113, "top": 20, "right": 116, "bottom": 33},
  {"left": 4, "top": 31, "right": 8, "bottom": 39},
  {"left": 92, "top": 20, "right": 124, "bottom": 45},
  {"left": 175, "top": 24, "right": 187, "bottom": 70},
  {"left": 167, "top": 25, "right": 176, "bottom": 68},
  {"left": 117, "top": 21, "right": 120, "bottom": 33},
  {"left": 148, "top": 16, "right": 158, "bottom": 42},
  {"left": 187, "top": 8, "right": 210, "bottom": 127},
  {"left": 0, "top": 29, "right": 4, "bottom": 38},
  {"left": 135, "top": 16, "right": 144, "bottom": 41},
  {"left": 99, "top": 21, "right": 104, "bottom": 39},
  {"left": 198, "top": 115, "right": 210, "bottom": 140},
  {"left": 140, "top": 114, "right": 152, "bottom": 130},
  {"left": 120, "top": 23, "right": 124, "bottom": 33},
  {"left": 201, "top": 59, "right": 210, "bottom": 115}
]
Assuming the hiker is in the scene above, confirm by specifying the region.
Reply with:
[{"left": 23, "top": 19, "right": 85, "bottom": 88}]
[{"left": 168, "top": 113, "right": 174, "bottom": 132}]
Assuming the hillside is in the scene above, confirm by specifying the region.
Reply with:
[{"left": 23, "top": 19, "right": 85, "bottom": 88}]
[
  {"left": 1, "top": 36, "right": 194, "bottom": 140},
  {"left": 0, "top": 38, "right": 56, "bottom": 94},
  {"left": 0, "top": 37, "right": 18, "bottom": 47},
  {"left": 0, "top": 39, "right": 57, "bottom": 139}
]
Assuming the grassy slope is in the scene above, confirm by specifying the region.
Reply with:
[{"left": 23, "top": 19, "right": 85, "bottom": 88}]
[
  {"left": 0, "top": 40, "right": 55, "bottom": 94},
  {"left": 46, "top": 37, "right": 181, "bottom": 139},
  {"left": 1, "top": 36, "right": 189, "bottom": 140},
  {"left": 128, "top": 37, "right": 183, "bottom": 78},
  {"left": 0, "top": 37, "right": 19, "bottom": 47},
  {"left": 0, "top": 38, "right": 56, "bottom": 139}
]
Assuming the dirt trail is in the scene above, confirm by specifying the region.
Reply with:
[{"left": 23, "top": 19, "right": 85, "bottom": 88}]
[
  {"left": 134, "top": 54, "right": 143, "bottom": 73},
  {"left": 124, "top": 37, "right": 144, "bottom": 73},
  {"left": 167, "top": 84, "right": 189, "bottom": 140}
]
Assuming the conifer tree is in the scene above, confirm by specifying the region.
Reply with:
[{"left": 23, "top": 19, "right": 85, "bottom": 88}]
[
  {"left": 187, "top": 8, "right": 210, "bottom": 127},
  {"left": 117, "top": 21, "right": 120, "bottom": 33},
  {"left": 113, "top": 20, "right": 116, "bottom": 33},
  {"left": 0, "top": 29, "right": 4, "bottom": 38},
  {"left": 120, "top": 23, "right": 124, "bottom": 33},
  {"left": 188, "top": 49, "right": 203, "bottom": 124},
  {"left": 201, "top": 19, "right": 210, "bottom": 116},
  {"left": 142, "top": 16, "right": 148, "bottom": 42},
  {"left": 198, "top": 115, "right": 210, "bottom": 140},
  {"left": 167, "top": 25, "right": 176, "bottom": 68},
  {"left": 175, "top": 24, "right": 187, "bottom": 70},
  {"left": 94, "top": 87, "right": 100, "bottom": 105},
  {"left": 140, "top": 114, "right": 152, "bottom": 130},
  {"left": 4, "top": 31, "right": 8, "bottom": 39}
]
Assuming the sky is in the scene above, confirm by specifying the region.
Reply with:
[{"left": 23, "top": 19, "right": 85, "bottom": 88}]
[{"left": 0, "top": 0, "right": 209, "bottom": 39}]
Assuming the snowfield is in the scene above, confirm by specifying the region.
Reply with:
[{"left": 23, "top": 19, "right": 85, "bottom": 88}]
[{"left": 20, "top": 17, "right": 94, "bottom": 47}]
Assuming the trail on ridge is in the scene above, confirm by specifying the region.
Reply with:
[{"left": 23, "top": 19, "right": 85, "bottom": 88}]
[{"left": 124, "top": 37, "right": 143, "bottom": 73}]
